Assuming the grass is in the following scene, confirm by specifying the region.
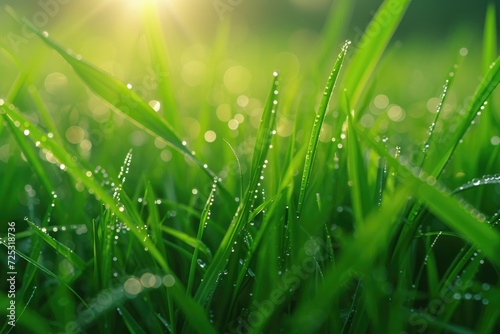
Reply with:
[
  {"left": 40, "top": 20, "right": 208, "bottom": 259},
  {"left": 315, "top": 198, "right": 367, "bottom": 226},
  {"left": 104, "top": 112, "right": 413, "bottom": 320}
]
[{"left": 0, "top": 0, "right": 499, "bottom": 333}]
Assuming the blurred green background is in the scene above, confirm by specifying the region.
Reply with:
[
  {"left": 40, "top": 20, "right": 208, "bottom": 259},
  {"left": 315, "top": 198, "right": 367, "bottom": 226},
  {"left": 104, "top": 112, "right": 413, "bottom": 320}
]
[{"left": 0, "top": 0, "right": 499, "bottom": 221}]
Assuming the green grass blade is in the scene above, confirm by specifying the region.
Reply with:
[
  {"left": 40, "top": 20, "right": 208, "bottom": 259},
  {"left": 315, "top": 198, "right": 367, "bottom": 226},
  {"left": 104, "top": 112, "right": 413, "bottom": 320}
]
[
  {"left": 345, "top": 97, "right": 370, "bottom": 226},
  {"left": 142, "top": 1, "right": 177, "bottom": 127},
  {"left": 431, "top": 55, "right": 500, "bottom": 178},
  {"left": 483, "top": 3, "right": 497, "bottom": 73},
  {"left": 194, "top": 72, "right": 279, "bottom": 306},
  {"left": 186, "top": 185, "right": 216, "bottom": 295},
  {"left": 25, "top": 219, "right": 86, "bottom": 271},
  {"left": 342, "top": 0, "right": 412, "bottom": 112},
  {"left": 297, "top": 41, "right": 349, "bottom": 215}
]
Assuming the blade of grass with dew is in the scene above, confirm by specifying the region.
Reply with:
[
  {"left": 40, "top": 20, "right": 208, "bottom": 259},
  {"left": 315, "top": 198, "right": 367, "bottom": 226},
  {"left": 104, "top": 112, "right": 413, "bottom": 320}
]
[
  {"left": 187, "top": 186, "right": 216, "bottom": 295},
  {"left": 25, "top": 219, "right": 87, "bottom": 271},
  {"left": 144, "top": 183, "right": 166, "bottom": 256},
  {"left": 297, "top": 41, "right": 349, "bottom": 216},
  {"left": 353, "top": 118, "right": 500, "bottom": 266},
  {"left": 420, "top": 66, "right": 457, "bottom": 170},
  {"left": 5, "top": 7, "right": 219, "bottom": 181},
  {"left": 194, "top": 72, "right": 279, "bottom": 307},
  {"left": 227, "top": 193, "right": 283, "bottom": 311},
  {"left": 0, "top": 244, "right": 88, "bottom": 307},
  {"left": 141, "top": 1, "right": 177, "bottom": 127},
  {"left": 2, "top": 105, "right": 217, "bottom": 334},
  {"left": 342, "top": 0, "right": 412, "bottom": 112}
]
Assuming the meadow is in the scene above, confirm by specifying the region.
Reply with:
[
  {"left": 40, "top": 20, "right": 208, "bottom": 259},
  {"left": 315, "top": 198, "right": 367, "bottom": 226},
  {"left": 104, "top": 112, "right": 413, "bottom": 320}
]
[{"left": 0, "top": 0, "right": 499, "bottom": 333}]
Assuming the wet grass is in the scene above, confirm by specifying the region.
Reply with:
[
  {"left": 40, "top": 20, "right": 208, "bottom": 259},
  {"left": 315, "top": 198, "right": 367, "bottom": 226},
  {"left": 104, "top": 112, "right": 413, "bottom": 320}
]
[{"left": 0, "top": 0, "right": 499, "bottom": 333}]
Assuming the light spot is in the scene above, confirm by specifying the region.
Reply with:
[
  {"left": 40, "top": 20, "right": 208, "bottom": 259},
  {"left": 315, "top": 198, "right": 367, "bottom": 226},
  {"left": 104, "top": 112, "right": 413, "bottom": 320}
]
[
  {"left": 387, "top": 105, "right": 405, "bottom": 122},
  {"left": 460, "top": 48, "right": 468, "bottom": 56},
  {"left": 66, "top": 126, "right": 85, "bottom": 144},
  {"left": 360, "top": 114, "right": 375, "bottom": 128},
  {"left": 374, "top": 94, "right": 389, "bottom": 109},
  {"left": 228, "top": 119, "right": 239, "bottom": 130},
  {"left": 44, "top": 72, "right": 68, "bottom": 95},
  {"left": 491, "top": 136, "right": 500, "bottom": 146},
  {"left": 80, "top": 139, "right": 92, "bottom": 152},
  {"left": 204, "top": 130, "right": 217, "bottom": 143},
  {"left": 237, "top": 95, "right": 249, "bottom": 107},
  {"left": 234, "top": 113, "right": 245, "bottom": 123},
  {"left": 224, "top": 65, "right": 251, "bottom": 94},
  {"left": 181, "top": 61, "right": 207, "bottom": 87},
  {"left": 216, "top": 104, "right": 232, "bottom": 122},
  {"left": 124, "top": 277, "right": 142, "bottom": 296},
  {"left": 154, "top": 137, "right": 168, "bottom": 149},
  {"left": 162, "top": 275, "right": 175, "bottom": 287},
  {"left": 140, "top": 273, "right": 159, "bottom": 288},
  {"left": 24, "top": 129, "right": 30, "bottom": 136},
  {"left": 182, "top": 117, "right": 201, "bottom": 139},
  {"left": 161, "top": 150, "right": 172, "bottom": 162},
  {"left": 130, "top": 131, "right": 148, "bottom": 147}
]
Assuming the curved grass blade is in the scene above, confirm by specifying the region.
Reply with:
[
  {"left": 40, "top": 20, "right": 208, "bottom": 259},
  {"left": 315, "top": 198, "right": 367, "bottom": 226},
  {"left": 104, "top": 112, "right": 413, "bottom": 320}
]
[
  {"left": 187, "top": 186, "right": 216, "bottom": 295},
  {"left": 453, "top": 174, "right": 500, "bottom": 194},
  {"left": 194, "top": 72, "right": 279, "bottom": 307},
  {"left": 1, "top": 73, "right": 54, "bottom": 196},
  {"left": 342, "top": 0, "right": 412, "bottom": 112},
  {"left": 420, "top": 67, "right": 456, "bottom": 169},
  {"left": 5, "top": 7, "right": 216, "bottom": 180},
  {"left": 431, "top": 55, "right": 500, "bottom": 178},
  {"left": 26, "top": 219, "right": 86, "bottom": 271},
  {"left": 2, "top": 105, "right": 217, "bottom": 334},
  {"left": 297, "top": 41, "right": 349, "bottom": 216}
]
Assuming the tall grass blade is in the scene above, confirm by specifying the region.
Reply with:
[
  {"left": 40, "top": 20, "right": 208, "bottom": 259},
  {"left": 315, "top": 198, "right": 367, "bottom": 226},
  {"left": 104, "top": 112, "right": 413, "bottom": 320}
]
[
  {"left": 431, "top": 55, "right": 500, "bottom": 178},
  {"left": 194, "top": 72, "right": 279, "bottom": 306},
  {"left": 483, "top": 3, "right": 497, "bottom": 73},
  {"left": 297, "top": 41, "right": 349, "bottom": 215},
  {"left": 342, "top": 0, "right": 412, "bottom": 112},
  {"left": 142, "top": 1, "right": 177, "bottom": 126}
]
